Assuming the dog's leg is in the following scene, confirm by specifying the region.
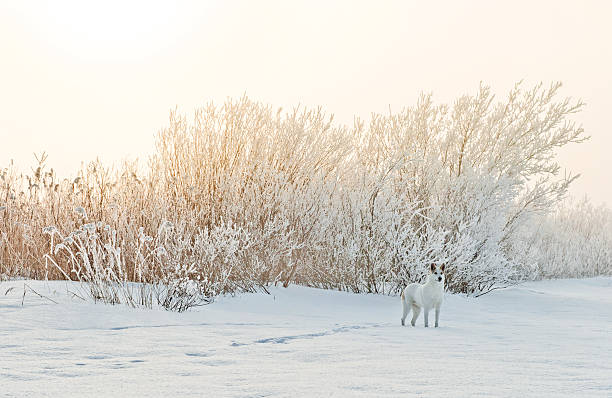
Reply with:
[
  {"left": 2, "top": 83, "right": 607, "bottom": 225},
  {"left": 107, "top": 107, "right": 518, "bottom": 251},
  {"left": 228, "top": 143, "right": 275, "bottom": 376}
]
[
  {"left": 424, "top": 307, "right": 429, "bottom": 327},
  {"left": 435, "top": 305, "right": 441, "bottom": 328},
  {"left": 400, "top": 294, "right": 410, "bottom": 326},
  {"left": 410, "top": 304, "right": 420, "bottom": 327}
]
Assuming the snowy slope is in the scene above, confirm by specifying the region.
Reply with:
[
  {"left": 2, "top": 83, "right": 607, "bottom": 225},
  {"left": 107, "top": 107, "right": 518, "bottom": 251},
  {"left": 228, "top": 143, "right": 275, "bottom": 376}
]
[{"left": 1, "top": 278, "right": 611, "bottom": 397}]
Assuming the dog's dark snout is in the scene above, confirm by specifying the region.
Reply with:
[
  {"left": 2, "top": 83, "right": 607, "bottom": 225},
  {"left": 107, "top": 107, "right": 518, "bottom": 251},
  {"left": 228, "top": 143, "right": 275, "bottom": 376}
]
[{"left": 438, "top": 277, "right": 442, "bottom": 282}]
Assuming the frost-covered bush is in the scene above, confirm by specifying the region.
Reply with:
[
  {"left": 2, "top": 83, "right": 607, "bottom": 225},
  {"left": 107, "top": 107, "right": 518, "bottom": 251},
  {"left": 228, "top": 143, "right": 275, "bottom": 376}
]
[
  {"left": 520, "top": 198, "right": 612, "bottom": 278},
  {"left": 345, "top": 82, "right": 588, "bottom": 294},
  {"left": 43, "top": 222, "right": 153, "bottom": 307},
  {"left": 152, "top": 99, "right": 352, "bottom": 288},
  {"left": 43, "top": 221, "right": 222, "bottom": 311}
]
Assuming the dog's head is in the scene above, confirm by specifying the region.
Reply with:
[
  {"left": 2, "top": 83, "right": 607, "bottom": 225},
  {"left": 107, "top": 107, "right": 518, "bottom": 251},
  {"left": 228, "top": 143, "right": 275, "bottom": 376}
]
[{"left": 429, "top": 263, "right": 445, "bottom": 284}]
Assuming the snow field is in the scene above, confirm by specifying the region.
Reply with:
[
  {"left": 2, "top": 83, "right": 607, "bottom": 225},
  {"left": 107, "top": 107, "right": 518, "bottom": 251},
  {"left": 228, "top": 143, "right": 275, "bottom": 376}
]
[{"left": 1, "top": 278, "right": 611, "bottom": 397}]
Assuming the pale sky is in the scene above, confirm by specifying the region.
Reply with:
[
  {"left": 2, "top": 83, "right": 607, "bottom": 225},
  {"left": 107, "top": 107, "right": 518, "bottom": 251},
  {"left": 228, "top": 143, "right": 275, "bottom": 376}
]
[{"left": 1, "top": 0, "right": 610, "bottom": 205}]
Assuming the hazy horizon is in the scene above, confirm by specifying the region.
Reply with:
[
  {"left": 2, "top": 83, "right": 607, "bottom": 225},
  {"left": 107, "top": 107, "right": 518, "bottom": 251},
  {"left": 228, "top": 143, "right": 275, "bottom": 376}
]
[{"left": 1, "top": 0, "right": 610, "bottom": 205}]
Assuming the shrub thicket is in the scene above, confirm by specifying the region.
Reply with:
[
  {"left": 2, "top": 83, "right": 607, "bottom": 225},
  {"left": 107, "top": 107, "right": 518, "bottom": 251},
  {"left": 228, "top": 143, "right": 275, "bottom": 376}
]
[{"left": 1, "top": 83, "right": 608, "bottom": 310}]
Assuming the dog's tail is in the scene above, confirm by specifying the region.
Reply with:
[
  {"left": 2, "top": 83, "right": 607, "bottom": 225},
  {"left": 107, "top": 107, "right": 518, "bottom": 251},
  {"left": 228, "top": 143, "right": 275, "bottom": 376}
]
[{"left": 400, "top": 289, "right": 405, "bottom": 300}]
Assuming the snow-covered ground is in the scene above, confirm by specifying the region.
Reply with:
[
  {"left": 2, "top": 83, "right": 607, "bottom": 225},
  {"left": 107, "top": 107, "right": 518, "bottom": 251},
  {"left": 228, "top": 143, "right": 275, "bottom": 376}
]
[{"left": 1, "top": 278, "right": 611, "bottom": 397}]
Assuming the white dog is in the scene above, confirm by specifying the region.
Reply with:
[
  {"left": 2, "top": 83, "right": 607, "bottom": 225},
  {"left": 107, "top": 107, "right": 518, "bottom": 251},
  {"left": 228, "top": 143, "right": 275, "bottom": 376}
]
[{"left": 401, "top": 264, "right": 445, "bottom": 327}]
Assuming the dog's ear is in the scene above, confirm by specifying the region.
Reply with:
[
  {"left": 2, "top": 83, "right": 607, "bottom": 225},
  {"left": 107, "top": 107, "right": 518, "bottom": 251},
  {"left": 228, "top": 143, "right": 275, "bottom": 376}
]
[
  {"left": 430, "top": 263, "right": 436, "bottom": 273},
  {"left": 440, "top": 263, "right": 445, "bottom": 272}
]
